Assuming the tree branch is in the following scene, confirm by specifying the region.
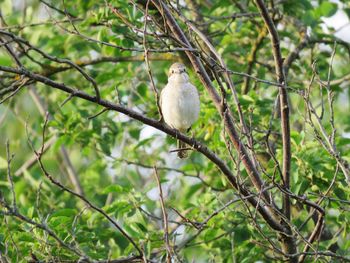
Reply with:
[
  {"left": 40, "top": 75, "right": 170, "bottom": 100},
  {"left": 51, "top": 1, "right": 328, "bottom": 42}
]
[
  {"left": 0, "top": 64, "right": 285, "bottom": 233},
  {"left": 150, "top": 0, "right": 278, "bottom": 215},
  {"left": 153, "top": 167, "right": 172, "bottom": 262},
  {"left": 254, "top": 0, "right": 296, "bottom": 260}
]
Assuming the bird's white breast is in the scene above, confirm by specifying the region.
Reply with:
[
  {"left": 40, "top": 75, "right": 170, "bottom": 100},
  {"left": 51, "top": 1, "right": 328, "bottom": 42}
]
[{"left": 160, "top": 76, "right": 200, "bottom": 132}]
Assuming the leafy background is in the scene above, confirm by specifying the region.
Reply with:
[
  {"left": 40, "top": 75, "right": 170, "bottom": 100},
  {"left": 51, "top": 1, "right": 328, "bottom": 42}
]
[{"left": 0, "top": 0, "right": 350, "bottom": 262}]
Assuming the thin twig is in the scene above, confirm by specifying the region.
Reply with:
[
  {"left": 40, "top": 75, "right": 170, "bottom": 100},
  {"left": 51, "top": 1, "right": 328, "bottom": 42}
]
[
  {"left": 153, "top": 166, "right": 172, "bottom": 262},
  {"left": 0, "top": 63, "right": 285, "bottom": 233},
  {"left": 6, "top": 140, "right": 16, "bottom": 210},
  {"left": 254, "top": 0, "right": 295, "bottom": 258},
  {"left": 24, "top": 113, "right": 143, "bottom": 256},
  {"left": 142, "top": 0, "right": 163, "bottom": 120}
]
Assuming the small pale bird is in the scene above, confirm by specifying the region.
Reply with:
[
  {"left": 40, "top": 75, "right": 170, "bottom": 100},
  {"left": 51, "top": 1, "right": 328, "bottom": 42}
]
[{"left": 160, "top": 63, "right": 200, "bottom": 158}]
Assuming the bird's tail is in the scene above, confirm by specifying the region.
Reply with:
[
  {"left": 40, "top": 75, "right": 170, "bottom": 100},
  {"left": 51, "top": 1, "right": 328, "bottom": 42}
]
[{"left": 177, "top": 139, "right": 189, "bottom": 159}]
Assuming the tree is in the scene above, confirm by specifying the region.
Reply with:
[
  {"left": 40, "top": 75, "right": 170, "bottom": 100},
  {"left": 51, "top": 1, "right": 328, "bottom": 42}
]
[{"left": 1, "top": 0, "right": 350, "bottom": 262}]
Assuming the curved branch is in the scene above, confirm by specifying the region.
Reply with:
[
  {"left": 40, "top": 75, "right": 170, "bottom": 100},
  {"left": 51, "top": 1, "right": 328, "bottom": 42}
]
[
  {"left": 0, "top": 30, "right": 100, "bottom": 101},
  {"left": 254, "top": 0, "right": 296, "bottom": 260},
  {"left": 284, "top": 35, "right": 350, "bottom": 79},
  {"left": 149, "top": 0, "right": 277, "bottom": 214},
  {"left": 0, "top": 64, "right": 285, "bottom": 233}
]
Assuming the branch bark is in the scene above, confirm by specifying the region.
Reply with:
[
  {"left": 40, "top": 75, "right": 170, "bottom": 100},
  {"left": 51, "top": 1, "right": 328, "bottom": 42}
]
[
  {"left": 254, "top": 0, "right": 296, "bottom": 260},
  {"left": 149, "top": 0, "right": 276, "bottom": 212},
  {"left": 153, "top": 167, "right": 172, "bottom": 263},
  {"left": 0, "top": 64, "right": 286, "bottom": 233}
]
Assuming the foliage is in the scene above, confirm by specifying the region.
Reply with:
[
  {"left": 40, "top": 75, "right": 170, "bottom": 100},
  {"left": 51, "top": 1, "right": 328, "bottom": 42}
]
[{"left": 0, "top": 0, "right": 350, "bottom": 262}]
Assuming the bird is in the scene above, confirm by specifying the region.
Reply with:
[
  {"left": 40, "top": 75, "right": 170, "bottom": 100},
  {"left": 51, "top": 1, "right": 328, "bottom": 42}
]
[{"left": 160, "top": 63, "right": 200, "bottom": 158}]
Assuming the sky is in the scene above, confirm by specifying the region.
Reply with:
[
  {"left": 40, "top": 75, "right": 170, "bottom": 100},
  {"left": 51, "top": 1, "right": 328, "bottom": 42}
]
[
  {"left": 322, "top": 0, "right": 350, "bottom": 42},
  {"left": 323, "top": 10, "right": 350, "bottom": 42}
]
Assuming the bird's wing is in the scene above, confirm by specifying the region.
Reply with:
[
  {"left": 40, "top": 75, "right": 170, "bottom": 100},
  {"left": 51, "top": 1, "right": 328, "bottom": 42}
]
[
  {"left": 188, "top": 83, "right": 200, "bottom": 105},
  {"left": 159, "top": 83, "right": 170, "bottom": 109},
  {"left": 186, "top": 82, "right": 199, "bottom": 97}
]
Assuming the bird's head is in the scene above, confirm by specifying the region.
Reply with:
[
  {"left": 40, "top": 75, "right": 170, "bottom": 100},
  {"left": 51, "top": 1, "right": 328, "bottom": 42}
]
[{"left": 168, "top": 62, "right": 187, "bottom": 77}]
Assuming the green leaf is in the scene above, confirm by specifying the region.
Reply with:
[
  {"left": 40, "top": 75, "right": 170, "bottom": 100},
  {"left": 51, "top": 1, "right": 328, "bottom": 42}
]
[
  {"left": 185, "top": 183, "right": 202, "bottom": 200},
  {"left": 234, "top": 228, "right": 250, "bottom": 243},
  {"left": 27, "top": 206, "right": 34, "bottom": 218},
  {"left": 51, "top": 209, "right": 77, "bottom": 218},
  {"left": 134, "top": 138, "right": 153, "bottom": 149},
  {"left": 0, "top": 156, "right": 7, "bottom": 169},
  {"left": 302, "top": 10, "right": 319, "bottom": 26},
  {"left": 0, "top": 55, "right": 13, "bottom": 67},
  {"left": 319, "top": 2, "right": 337, "bottom": 17},
  {"left": 204, "top": 229, "right": 218, "bottom": 242},
  {"left": 100, "top": 141, "right": 111, "bottom": 155},
  {"left": 135, "top": 222, "right": 147, "bottom": 233},
  {"left": 102, "top": 184, "right": 124, "bottom": 194},
  {"left": 344, "top": 8, "right": 350, "bottom": 18},
  {"left": 334, "top": 187, "right": 347, "bottom": 200},
  {"left": 137, "top": 83, "right": 148, "bottom": 97},
  {"left": 17, "top": 232, "right": 35, "bottom": 242},
  {"left": 239, "top": 95, "right": 255, "bottom": 107}
]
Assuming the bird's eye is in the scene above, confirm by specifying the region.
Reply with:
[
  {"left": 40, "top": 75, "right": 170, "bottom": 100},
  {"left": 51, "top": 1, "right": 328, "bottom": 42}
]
[{"left": 172, "top": 70, "right": 174, "bottom": 73}]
